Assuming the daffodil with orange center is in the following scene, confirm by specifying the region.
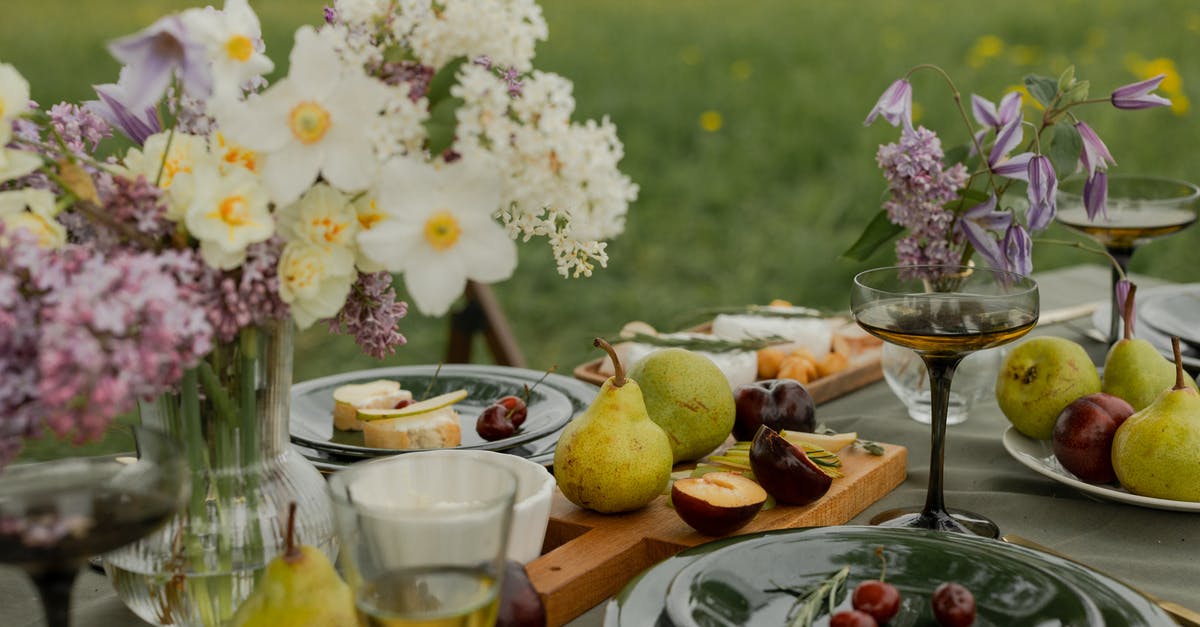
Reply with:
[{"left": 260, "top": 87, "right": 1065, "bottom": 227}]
[
  {"left": 184, "top": 164, "right": 273, "bottom": 269},
  {"left": 276, "top": 183, "right": 358, "bottom": 276}
]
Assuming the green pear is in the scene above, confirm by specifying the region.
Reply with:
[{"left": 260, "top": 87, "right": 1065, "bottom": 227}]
[
  {"left": 628, "top": 348, "right": 736, "bottom": 463},
  {"left": 554, "top": 338, "right": 673, "bottom": 513},
  {"left": 996, "top": 336, "right": 1101, "bottom": 440},
  {"left": 1102, "top": 285, "right": 1199, "bottom": 410},
  {"left": 232, "top": 504, "right": 357, "bottom": 627},
  {"left": 1112, "top": 339, "right": 1200, "bottom": 502}
]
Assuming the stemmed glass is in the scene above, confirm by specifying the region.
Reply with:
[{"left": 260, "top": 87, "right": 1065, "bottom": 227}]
[
  {"left": 1056, "top": 174, "right": 1200, "bottom": 343},
  {"left": 851, "top": 265, "right": 1038, "bottom": 537},
  {"left": 0, "top": 426, "right": 188, "bottom": 627}
]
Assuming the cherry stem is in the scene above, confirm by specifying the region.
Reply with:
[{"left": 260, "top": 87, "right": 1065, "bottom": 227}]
[
  {"left": 420, "top": 363, "right": 443, "bottom": 401},
  {"left": 283, "top": 502, "right": 301, "bottom": 564},
  {"left": 1173, "top": 337, "right": 1187, "bottom": 391},
  {"left": 875, "top": 546, "right": 888, "bottom": 583},
  {"left": 594, "top": 338, "right": 625, "bottom": 387},
  {"left": 518, "top": 364, "right": 558, "bottom": 409},
  {"left": 1123, "top": 283, "right": 1137, "bottom": 341}
]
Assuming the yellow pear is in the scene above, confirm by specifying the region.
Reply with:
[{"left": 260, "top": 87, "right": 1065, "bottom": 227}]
[
  {"left": 1102, "top": 285, "right": 1198, "bottom": 410},
  {"left": 554, "top": 338, "right": 673, "bottom": 513},
  {"left": 231, "top": 504, "right": 358, "bottom": 627}
]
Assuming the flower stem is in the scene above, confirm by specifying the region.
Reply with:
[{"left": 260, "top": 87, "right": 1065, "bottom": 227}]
[
  {"left": 907, "top": 64, "right": 1000, "bottom": 197},
  {"left": 1032, "top": 237, "right": 1128, "bottom": 280}
]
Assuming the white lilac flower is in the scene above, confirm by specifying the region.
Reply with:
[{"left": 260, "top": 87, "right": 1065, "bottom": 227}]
[
  {"left": 357, "top": 156, "right": 516, "bottom": 316},
  {"left": 370, "top": 85, "right": 429, "bottom": 161},
  {"left": 0, "top": 63, "right": 31, "bottom": 145},
  {"left": 122, "top": 131, "right": 213, "bottom": 220},
  {"left": 277, "top": 240, "right": 355, "bottom": 328},
  {"left": 0, "top": 189, "right": 65, "bottom": 248},
  {"left": 217, "top": 26, "right": 390, "bottom": 205},
  {"left": 333, "top": 0, "right": 390, "bottom": 25},
  {"left": 107, "top": 14, "right": 213, "bottom": 111},
  {"left": 452, "top": 64, "right": 517, "bottom": 160},
  {"left": 183, "top": 164, "right": 273, "bottom": 269},
  {"left": 395, "top": 0, "right": 548, "bottom": 72},
  {"left": 275, "top": 183, "right": 358, "bottom": 276},
  {"left": 182, "top": 0, "right": 274, "bottom": 104}
]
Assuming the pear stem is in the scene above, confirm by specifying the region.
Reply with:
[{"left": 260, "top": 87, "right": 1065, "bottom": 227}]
[
  {"left": 1123, "top": 283, "right": 1137, "bottom": 341},
  {"left": 283, "top": 502, "right": 301, "bottom": 564},
  {"left": 594, "top": 338, "right": 625, "bottom": 387},
  {"left": 1173, "top": 337, "right": 1187, "bottom": 391}
]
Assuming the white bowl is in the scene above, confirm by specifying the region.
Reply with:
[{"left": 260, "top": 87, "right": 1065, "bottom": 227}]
[{"left": 399, "top": 449, "right": 555, "bottom": 564}]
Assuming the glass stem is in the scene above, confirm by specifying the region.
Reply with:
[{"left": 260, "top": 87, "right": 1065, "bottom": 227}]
[
  {"left": 30, "top": 568, "right": 78, "bottom": 627},
  {"left": 921, "top": 354, "right": 964, "bottom": 518},
  {"left": 1107, "top": 246, "right": 1134, "bottom": 345}
]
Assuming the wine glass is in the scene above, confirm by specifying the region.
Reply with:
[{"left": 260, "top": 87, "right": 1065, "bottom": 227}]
[
  {"left": 0, "top": 426, "right": 188, "bottom": 627},
  {"left": 1056, "top": 174, "right": 1200, "bottom": 343},
  {"left": 851, "top": 265, "right": 1038, "bottom": 537}
]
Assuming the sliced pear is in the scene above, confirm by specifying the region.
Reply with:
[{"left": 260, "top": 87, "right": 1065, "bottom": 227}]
[
  {"left": 332, "top": 380, "right": 410, "bottom": 431},
  {"left": 355, "top": 389, "right": 469, "bottom": 422},
  {"left": 779, "top": 430, "right": 858, "bottom": 453}
]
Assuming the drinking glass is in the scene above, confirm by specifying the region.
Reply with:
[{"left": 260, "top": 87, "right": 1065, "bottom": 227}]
[
  {"left": 1056, "top": 174, "right": 1200, "bottom": 343},
  {"left": 0, "top": 426, "right": 189, "bottom": 627},
  {"left": 851, "top": 265, "right": 1038, "bottom": 537},
  {"left": 329, "top": 453, "right": 517, "bottom": 626}
]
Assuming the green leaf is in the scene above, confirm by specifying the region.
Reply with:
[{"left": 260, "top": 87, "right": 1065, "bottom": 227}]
[
  {"left": 426, "top": 57, "right": 467, "bottom": 107},
  {"left": 943, "top": 187, "right": 989, "bottom": 214},
  {"left": 1057, "top": 65, "right": 1076, "bottom": 92},
  {"left": 1024, "top": 74, "right": 1059, "bottom": 108},
  {"left": 841, "top": 210, "right": 903, "bottom": 261},
  {"left": 1048, "top": 121, "right": 1082, "bottom": 178},
  {"left": 943, "top": 144, "right": 970, "bottom": 167},
  {"left": 382, "top": 44, "right": 414, "bottom": 65},
  {"left": 424, "top": 96, "right": 464, "bottom": 156}
]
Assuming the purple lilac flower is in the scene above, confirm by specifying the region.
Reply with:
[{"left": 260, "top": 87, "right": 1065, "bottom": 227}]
[
  {"left": 0, "top": 228, "right": 47, "bottom": 466},
  {"left": 1084, "top": 170, "right": 1109, "bottom": 220},
  {"left": 192, "top": 237, "right": 290, "bottom": 343},
  {"left": 88, "top": 68, "right": 162, "bottom": 146},
  {"left": 47, "top": 103, "right": 111, "bottom": 156},
  {"left": 1076, "top": 121, "right": 1115, "bottom": 177},
  {"left": 327, "top": 271, "right": 408, "bottom": 359},
  {"left": 864, "top": 79, "right": 913, "bottom": 133},
  {"left": 324, "top": 5, "right": 337, "bottom": 24},
  {"left": 1111, "top": 75, "right": 1171, "bottom": 110},
  {"left": 1002, "top": 223, "right": 1032, "bottom": 276},
  {"left": 99, "top": 173, "right": 174, "bottom": 241},
  {"left": 107, "top": 14, "right": 213, "bottom": 111},
  {"left": 376, "top": 61, "right": 435, "bottom": 102},
  {"left": 1025, "top": 155, "right": 1057, "bottom": 232},
  {"left": 955, "top": 194, "right": 1010, "bottom": 272},
  {"left": 876, "top": 126, "right": 969, "bottom": 267}
]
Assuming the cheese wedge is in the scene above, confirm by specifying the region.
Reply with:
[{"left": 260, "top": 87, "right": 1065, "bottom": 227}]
[
  {"left": 362, "top": 407, "right": 462, "bottom": 450},
  {"left": 333, "top": 380, "right": 413, "bottom": 431}
]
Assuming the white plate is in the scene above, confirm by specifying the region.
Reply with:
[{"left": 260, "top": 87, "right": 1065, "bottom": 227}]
[
  {"left": 1001, "top": 426, "right": 1200, "bottom": 513},
  {"left": 1092, "top": 284, "right": 1200, "bottom": 369},
  {"left": 1140, "top": 283, "right": 1200, "bottom": 347}
]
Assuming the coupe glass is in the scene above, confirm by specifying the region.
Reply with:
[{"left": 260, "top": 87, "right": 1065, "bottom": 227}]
[
  {"left": 1056, "top": 174, "right": 1200, "bottom": 343},
  {"left": 0, "top": 426, "right": 188, "bottom": 627},
  {"left": 851, "top": 265, "right": 1038, "bottom": 537}
]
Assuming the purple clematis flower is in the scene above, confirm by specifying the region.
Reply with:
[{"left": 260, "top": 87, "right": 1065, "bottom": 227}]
[
  {"left": 1115, "top": 279, "right": 1135, "bottom": 329},
  {"left": 1003, "top": 223, "right": 1032, "bottom": 276},
  {"left": 1111, "top": 74, "right": 1172, "bottom": 110},
  {"left": 107, "top": 14, "right": 212, "bottom": 112},
  {"left": 86, "top": 68, "right": 161, "bottom": 146},
  {"left": 1084, "top": 170, "right": 1109, "bottom": 220},
  {"left": 1076, "top": 121, "right": 1116, "bottom": 177},
  {"left": 1025, "top": 155, "right": 1057, "bottom": 232},
  {"left": 988, "top": 118, "right": 1024, "bottom": 168},
  {"left": 864, "top": 79, "right": 913, "bottom": 133},
  {"left": 956, "top": 193, "right": 1012, "bottom": 271},
  {"left": 970, "top": 92, "right": 1022, "bottom": 156},
  {"left": 992, "top": 152, "right": 1034, "bottom": 180}
]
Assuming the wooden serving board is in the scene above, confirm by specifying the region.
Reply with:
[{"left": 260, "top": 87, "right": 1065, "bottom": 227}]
[{"left": 526, "top": 442, "right": 907, "bottom": 626}]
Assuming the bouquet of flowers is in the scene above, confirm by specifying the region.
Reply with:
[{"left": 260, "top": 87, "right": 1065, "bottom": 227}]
[
  {"left": 0, "top": 0, "right": 637, "bottom": 467},
  {"left": 847, "top": 63, "right": 1172, "bottom": 274}
]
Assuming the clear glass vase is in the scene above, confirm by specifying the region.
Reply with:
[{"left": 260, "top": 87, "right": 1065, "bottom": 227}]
[
  {"left": 882, "top": 342, "right": 1007, "bottom": 425},
  {"left": 103, "top": 321, "right": 334, "bottom": 626}
]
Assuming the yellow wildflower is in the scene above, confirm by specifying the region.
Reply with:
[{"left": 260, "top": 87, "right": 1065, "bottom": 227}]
[
  {"left": 967, "top": 35, "right": 1004, "bottom": 69},
  {"left": 699, "top": 111, "right": 723, "bottom": 132}
]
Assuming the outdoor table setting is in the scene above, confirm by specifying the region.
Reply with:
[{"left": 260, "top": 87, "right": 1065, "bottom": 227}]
[{"left": 4, "top": 1, "right": 1200, "bottom": 627}]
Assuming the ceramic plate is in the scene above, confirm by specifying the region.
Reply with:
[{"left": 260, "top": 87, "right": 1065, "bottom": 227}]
[
  {"left": 616, "top": 526, "right": 1167, "bottom": 626},
  {"left": 1092, "top": 284, "right": 1200, "bottom": 369},
  {"left": 1002, "top": 427, "right": 1200, "bottom": 513},
  {"left": 290, "top": 365, "right": 575, "bottom": 458},
  {"left": 1139, "top": 283, "right": 1200, "bottom": 348},
  {"left": 291, "top": 366, "right": 596, "bottom": 466}
]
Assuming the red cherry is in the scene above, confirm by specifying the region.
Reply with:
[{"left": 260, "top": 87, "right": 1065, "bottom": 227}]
[
  {"left": 829, "top": 609, "right": 879, "bottom": 627},
  {"left": 496, "top": 395, "right": 528, "bottom": 427},
  {"left": 931, "top": 582, "right": 976, "bottom": 627},
  {"left": 393, "top": 398, "right": 414, "bottom": 409},
  {"left": 852, "top": 580, "right": 901, "bottom": 623},
  {"left": 476, "top": 404, "right": 516, "bottom": 441}
]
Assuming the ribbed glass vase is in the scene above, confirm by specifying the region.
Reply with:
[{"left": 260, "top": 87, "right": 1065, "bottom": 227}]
[{"left": 103, "top": 321, "right": 334, "bottom": 626}]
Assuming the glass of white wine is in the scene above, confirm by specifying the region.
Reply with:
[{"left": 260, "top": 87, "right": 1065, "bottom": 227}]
[{"left": 329, "top": 453, "right": 517, "bottom": 627}]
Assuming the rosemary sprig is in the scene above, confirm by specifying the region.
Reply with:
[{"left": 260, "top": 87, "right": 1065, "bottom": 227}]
[
  {"left": 604, "top": 331, "right": 790, "bottom": 353},
  {"left": 765, "top": 565, "right": 850, "bottom": 627}
]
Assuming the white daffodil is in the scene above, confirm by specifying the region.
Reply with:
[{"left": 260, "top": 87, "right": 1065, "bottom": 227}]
[
  {"left": 0, "top": 189, "right": 65, "bottom": 248},
  {"left": 0, "top": 147, "right": 41, "bottom": 185},
  {"left": 217, "top": 25, "right": 389, "bottom": 205},
  {"left": 212, "top": 131, "right": 259, "bottom": 175},
  {"left": 123, "top": 131, "right": 214, "bottom": 220},
  {"left": 0, "top": 63, "right": 31, "bottom": 145},
  {"left": 277, "top": 240, "right": 355, "bottom": 328},
  {"left": 183, "top": 0, "right": 274, "bottom": 104},
  {"left": 351, "top": 192, "right": 386, "bottom": 272},
  {"left": 276, "top": 183, "right": 357, "bottom": 275},
  {"left": 357, "top": 156, "right": 516, "bottom": 316},
  {"left": 184, "top": 164, "right": 273, "bottom": 269}
]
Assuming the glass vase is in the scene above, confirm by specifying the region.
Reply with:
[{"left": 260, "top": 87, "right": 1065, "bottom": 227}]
[{"left": 103, "top": 321, "right": 334, "bottom": 626}]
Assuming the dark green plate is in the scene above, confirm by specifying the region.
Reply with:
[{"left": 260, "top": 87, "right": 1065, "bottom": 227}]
[
  {"left": 606, "top": 526, "right": 1169, "bottom": 626},
  {"left": 290, "top": 365, "right": 575, "bottom": 458}
]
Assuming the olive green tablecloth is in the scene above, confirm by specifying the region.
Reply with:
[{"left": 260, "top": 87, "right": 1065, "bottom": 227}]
[{"left": 3, "top": 264, "right": 1197, "bottom": 626}]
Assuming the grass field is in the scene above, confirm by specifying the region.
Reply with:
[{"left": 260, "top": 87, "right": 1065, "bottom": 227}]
[{"left": 3, "top": 0, "right": 1198, "bottom": 396}]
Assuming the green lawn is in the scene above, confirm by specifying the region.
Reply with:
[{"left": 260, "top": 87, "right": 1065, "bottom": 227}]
[{"left": 3, "top": 0, "right": 1198, "bottom": 415}]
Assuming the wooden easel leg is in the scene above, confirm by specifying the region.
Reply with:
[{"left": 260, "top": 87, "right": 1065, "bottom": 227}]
[{"left": 445, "top": 281, "right": 527, "bottom": 367}]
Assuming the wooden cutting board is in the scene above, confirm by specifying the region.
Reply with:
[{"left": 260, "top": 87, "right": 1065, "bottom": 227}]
[{"left": 526, "top": 442, "right": 907, "bottom": 626}]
